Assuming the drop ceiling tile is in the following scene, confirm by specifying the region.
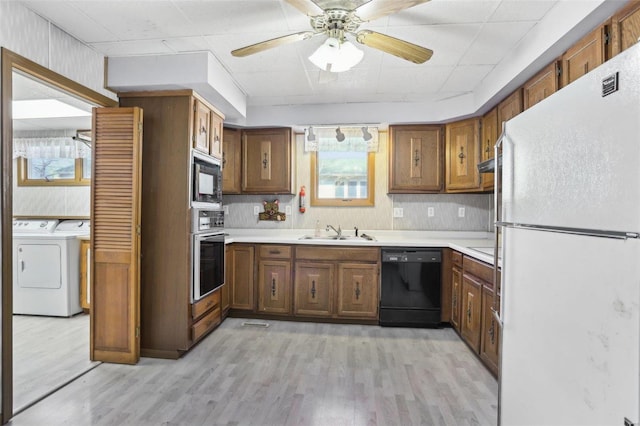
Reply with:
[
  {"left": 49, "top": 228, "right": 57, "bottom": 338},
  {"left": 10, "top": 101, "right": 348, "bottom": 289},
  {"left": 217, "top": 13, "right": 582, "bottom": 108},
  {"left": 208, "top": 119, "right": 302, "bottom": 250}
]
[
  {"left": 174, "top": 1, "right": 298, "bottom": 35},
  {"left": 376, "top": 65, "right": 453, "bottom": 95},
  {"left": 377, "top": 24, "right": 482, "bottom": 67},
  {"left": 387, "top": 0, "right": 500, "bottom": 25},
  {"left": 21, "top": 1, "right": 117, "bottom": 43},
  {"left": 489, "top": 0, "right": 556, "bottom": 22},
  {"left": 71, "top": 1, "right": 196, "bottom": 41},
  {"left": 90, "top": 40, "right": 175, "bottom": 56},
  {"left": 460, "top": 21, "right": 536, "bottom": 65},
  {"left": 440, "top": 64, "right": 494, "bottom": 92}
]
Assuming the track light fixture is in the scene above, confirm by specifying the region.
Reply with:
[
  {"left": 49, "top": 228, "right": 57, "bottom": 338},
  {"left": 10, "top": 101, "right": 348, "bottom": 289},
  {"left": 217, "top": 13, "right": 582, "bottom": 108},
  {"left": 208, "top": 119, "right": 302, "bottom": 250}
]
[
  {"left": 335, "top": 127, "right": 345, "bottom": 142},
  {"left": 362, "top": 127, "right": 372, "bottom": 141}
]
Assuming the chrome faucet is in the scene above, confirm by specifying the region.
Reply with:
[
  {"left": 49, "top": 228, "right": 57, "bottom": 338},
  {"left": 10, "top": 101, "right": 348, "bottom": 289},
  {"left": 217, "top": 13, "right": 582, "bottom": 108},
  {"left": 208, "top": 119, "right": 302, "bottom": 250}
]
[{"left": 326, "top": 224, "right": 342, "bottom": 238}]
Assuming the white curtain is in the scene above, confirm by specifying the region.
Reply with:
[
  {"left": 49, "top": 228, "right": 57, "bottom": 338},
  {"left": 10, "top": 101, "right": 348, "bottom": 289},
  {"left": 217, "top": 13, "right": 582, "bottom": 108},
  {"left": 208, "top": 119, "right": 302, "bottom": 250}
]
[
  {"left": 304, "top": 126, "right": 379, "bottom": 152},
  {"left": 13, "top": 137, "right": 91, "bottom": 159}
]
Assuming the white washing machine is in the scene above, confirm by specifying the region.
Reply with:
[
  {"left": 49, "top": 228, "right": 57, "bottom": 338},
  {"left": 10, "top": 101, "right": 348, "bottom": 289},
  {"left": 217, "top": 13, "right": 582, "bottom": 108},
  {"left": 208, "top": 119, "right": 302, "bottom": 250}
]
[{"left": 13, "top": 219, "right": 90, "bottom": 317}]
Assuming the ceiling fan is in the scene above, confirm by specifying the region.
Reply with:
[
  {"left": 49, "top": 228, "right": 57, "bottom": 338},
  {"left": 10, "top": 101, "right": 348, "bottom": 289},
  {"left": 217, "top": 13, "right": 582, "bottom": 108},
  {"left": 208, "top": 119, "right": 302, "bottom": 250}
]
[{"left": 231, "top": 0, "right": 433, "bottom": 72}]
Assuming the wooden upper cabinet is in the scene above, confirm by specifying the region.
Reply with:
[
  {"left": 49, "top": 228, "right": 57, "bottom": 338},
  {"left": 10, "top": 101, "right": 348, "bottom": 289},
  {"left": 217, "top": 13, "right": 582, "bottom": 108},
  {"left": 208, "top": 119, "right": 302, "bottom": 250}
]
[
  {"left": 242, "top": 128, "right": 292, "bottom": 194},
  {"left": 388, "top": 125, "right": 443, "bottom": 193},
  {"left": 91, "top": 107, "right": 143, "bottom": 365},
  {"left": 445, "top": 118, "right": 480, "bottom": 192},
  {"left": 611, "top": 0, "right": 640, "bottom": 57},
  {"left": 480, "top": 108, "right": 498, "bottom": 191},
  {"left": 523, "top": 61, "right": 560, "bottom": 110},
  {"left": 497, "top": 89, "right": 523, "bottom": 125},
  {"left": 561, "top": 25, "right": 607, "bottom": 87},
  {"left": 193, "top": 99, "right": 211, "bottom": 154},
  {"left": 210, "top": 112, "right": 224, "bottom": 159},
  {"left": 222, "top": 127, "right": 242, "bottom": 194}
]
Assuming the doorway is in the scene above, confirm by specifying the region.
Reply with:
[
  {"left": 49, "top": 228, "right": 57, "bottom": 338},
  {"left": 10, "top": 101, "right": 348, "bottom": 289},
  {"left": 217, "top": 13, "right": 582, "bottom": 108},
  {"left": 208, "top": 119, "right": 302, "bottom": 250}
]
[{"left": 1, "top": 48, "right": 117, "bottom": 423}]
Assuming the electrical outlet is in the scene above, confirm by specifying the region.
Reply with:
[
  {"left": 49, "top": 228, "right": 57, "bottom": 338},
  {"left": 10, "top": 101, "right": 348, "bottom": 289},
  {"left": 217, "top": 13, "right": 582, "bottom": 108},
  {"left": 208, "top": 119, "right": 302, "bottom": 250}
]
[
  {"left": 253, "top": 206, "right": 260, "bottom": 215},
  {"left": 223, "top": 206, "right": 229, "bottom": 215},
  {"left": 458, "top": 207, "right": 465, "bottom": 218},
  {"left": 393, "top": 207, "right": 404, "bottom": 218},
  {"left": 285, "top": 205, "right": 292, "bottom": 215},
  {"left": 427, "top": 207, "right": 435, "bottom": 217}
]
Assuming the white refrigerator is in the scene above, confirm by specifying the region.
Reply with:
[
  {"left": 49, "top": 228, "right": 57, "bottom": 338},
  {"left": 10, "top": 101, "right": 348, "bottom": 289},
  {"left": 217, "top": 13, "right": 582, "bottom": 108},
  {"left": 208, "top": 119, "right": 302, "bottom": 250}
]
[{"left": 497, "top": 43, "right": 640, "bottom": 425}]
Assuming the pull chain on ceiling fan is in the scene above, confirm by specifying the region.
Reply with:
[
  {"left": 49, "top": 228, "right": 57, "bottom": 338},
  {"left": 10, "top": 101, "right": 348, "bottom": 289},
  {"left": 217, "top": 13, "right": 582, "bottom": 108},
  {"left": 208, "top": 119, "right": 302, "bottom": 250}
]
[{"left": 231, "top": 0, "right": 433, "bottom": 72}]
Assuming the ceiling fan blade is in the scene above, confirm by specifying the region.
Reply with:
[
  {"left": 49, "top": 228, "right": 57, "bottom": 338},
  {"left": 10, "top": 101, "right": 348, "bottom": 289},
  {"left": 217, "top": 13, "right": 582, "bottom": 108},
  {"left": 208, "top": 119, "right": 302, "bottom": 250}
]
[
  {"left": 355, "top": 0, "right": 431, "bottom": 22},
  {"left": 232, "top": 32, "right": 316, "bottom": 57},
  {"left": 284, "top": 0, "right": 324, "bottom": 16},
  {"left": 355, "top": 30, "right": 433, "bottom": 64}
]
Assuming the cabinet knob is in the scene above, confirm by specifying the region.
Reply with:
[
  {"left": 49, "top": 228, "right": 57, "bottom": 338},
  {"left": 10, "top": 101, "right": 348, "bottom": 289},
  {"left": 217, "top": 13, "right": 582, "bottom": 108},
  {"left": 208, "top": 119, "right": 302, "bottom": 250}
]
[
  {"left": 458, "top": 146, "right": 466, "bottom": 164},
  {"left": 355, "top": 282, "right": 361, "bottom": 300},
  {"left": 413, "top": 149, "right": 420, "bottom": 167},
  {"left": 311, "top": 280, "right": 316, "bottom": 299},
  {"left": 271, "top": 278, "right": 276, "bottom": 296},
  {"left": 263, "top": 153, "right": 269, "bottom": 169}
]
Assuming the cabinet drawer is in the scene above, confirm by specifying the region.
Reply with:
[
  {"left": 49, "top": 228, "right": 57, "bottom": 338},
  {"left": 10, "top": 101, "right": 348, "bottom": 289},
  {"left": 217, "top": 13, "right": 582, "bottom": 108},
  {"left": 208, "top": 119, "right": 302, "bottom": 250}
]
[
  {"left": 452, "top": 251, "right": 463, "bottom": 268},
  {"left": 191, "top": 306, "right": 221, "bottom": 342},
  {"left": 295, "top": 246, "right": 379, "bottom": 262},
  {"left": 463, "top": 256, "right": 493, "bottom": 283},
  {"left": 192, "top": 289, "right": 220, "bottom": 320},
  {"left": 259, "top": 245, "right": 292, "bottom": 259}
]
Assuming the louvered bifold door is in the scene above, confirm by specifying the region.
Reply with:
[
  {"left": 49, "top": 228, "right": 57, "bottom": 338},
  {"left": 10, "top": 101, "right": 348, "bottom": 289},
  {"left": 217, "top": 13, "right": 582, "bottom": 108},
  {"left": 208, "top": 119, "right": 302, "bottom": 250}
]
[{"left": 90, "top": 107, "right": 143, "bottom": 364}]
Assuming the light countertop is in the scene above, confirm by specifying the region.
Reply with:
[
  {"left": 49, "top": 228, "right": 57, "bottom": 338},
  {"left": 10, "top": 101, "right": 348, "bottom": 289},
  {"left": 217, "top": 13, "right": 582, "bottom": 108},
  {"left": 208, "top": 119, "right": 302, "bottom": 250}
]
[{"left": 225, "top": 228, "right": 499, "bottom": 266}]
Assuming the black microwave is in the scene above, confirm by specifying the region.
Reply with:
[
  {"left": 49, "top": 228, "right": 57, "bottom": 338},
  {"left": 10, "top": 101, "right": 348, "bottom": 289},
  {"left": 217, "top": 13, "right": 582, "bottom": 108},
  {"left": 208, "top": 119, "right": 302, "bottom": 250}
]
[{"left": 192, "top": 155, "right": 222, "bottom": 208}]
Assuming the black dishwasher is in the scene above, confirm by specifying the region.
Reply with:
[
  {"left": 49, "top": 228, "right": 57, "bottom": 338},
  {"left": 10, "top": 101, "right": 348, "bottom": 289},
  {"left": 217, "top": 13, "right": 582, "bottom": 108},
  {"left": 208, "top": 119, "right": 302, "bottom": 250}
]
[{"left": 380, "top": 248, "right": 442, "bottom": 327}]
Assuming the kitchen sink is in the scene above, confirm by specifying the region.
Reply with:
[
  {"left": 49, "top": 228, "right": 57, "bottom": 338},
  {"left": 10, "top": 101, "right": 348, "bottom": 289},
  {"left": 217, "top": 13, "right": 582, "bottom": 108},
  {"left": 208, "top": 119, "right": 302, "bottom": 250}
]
[{"left": 298, "top": 234, "right": 376, "bottom": 242}]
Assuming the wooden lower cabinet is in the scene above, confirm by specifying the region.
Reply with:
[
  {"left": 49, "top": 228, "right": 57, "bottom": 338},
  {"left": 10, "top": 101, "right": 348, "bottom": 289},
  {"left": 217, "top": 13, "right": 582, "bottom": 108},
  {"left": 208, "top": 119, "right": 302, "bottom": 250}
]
[
  {"left": 337, "top": 263, "right": 378, "bottom": 318},
  {"left": 258, "top": 260, "right": 291, "bottom": 314},
  {"left": 190, "top": 289, "right": 221, "bottom": 343},
  {"left": 480, "top": 285, "right": 500, "bottom": 376},
  {"left": 450, "top": 265, "right": 462, "bottom": 332},
  {"left": 460, "top": 273, "right": 483, "bottom": 353},
  {"left": 294, "top": 262, "right": 334, "bottom": 316},
  {"left": 228, "top": 244, "right": 256, "bottom": 311}
]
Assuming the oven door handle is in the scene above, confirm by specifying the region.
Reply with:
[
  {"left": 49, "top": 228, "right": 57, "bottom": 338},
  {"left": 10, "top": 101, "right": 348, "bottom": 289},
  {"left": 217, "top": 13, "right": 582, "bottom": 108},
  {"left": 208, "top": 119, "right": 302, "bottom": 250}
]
[{"left": 196, "top": 233, "right": 225, "bottom": 243}]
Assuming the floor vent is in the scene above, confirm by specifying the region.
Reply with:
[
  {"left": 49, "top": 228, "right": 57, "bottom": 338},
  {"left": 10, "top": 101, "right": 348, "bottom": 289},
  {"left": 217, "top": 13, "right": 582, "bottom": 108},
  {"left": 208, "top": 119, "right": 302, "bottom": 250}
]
[{"left": 242, "top": 321, "right": 270, "bottom": 328}]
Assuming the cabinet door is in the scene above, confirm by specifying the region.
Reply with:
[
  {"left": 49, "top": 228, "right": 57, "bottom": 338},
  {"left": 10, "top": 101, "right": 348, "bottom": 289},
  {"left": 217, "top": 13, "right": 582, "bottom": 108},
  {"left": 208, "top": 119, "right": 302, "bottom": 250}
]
[
  {"left": 450, "top": 266, "right": 462, "bottom": 332},
  {"left": 242, "top": 128, "right": 292, "bottom": 193},
  {"left": 460, "top": 273, "right": 482, "bottom": 353},
  {"left": 480, "top": 285, "right": 500, "bottom": 376},
  {"left": 193, "top": 99, "right": 211, "bottom": 154},
  {"left": 497, "top": 89, "right": 523, "bottom": 126},
  {"left": 210, "top": 112, "right": 224, "bottom": 159},
  {"left": 388, "top": 125, "right": 443, "bottom": 193},
  {"left": 611, "top": 0, "right": 640, "bottom": 57},
  {"left": 337, "top": 263, "right": 378, "bottom": 319},
  {"left": 523, "top": 61, "right": 560, "bottom": 110},
  {"left": 445, "top": 118, "right": 480, "bottom": 192},
  {"left": 480, "top": 108, "right": 498, "bottom": 191},
  {"left": 222, "top": 127, "right": 242, "bottom": 194},
  {"left": 294, "top": 262, "right": 334, "bottom": 317},
  {"left": 228, "top": 245, "right": 255, "bottom": 311},
  {"left": 258, "top": 260, "right": 291, "bottom": 314},
  {"left": 561, "top": 26, "right": 606, "bottom": 87}
]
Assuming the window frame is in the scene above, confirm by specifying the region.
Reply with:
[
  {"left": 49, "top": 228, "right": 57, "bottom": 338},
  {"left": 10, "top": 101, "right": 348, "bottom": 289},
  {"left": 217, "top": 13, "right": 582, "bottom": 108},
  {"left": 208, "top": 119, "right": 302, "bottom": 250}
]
[
  {"left": 310, "top": 150, "right": 375, "bottom": 207},
  {"left": 16, "top": 156, "right": 91, "bottom": 186}
]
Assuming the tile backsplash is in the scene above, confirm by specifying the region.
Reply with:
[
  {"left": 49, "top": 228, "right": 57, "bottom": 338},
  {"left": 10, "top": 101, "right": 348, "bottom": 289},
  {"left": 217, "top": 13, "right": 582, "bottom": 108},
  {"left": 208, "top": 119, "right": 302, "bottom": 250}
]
[{"left": 223, "top": 132, "right": 492, "bottom": 231}]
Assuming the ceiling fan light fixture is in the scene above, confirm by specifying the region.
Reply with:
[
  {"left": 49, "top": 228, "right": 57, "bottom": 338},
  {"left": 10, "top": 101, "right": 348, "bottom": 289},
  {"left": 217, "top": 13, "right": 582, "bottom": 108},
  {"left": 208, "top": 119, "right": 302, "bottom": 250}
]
[{"left": 308, "top": 37, "right": 363, "bottom": 73}]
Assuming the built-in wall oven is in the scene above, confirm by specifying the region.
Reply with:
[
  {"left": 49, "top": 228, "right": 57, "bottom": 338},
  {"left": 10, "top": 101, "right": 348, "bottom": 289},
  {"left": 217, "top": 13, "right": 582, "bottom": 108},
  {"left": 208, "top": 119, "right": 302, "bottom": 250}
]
[{"left": 191, "top": 209, "right": 225, "bottom": 302}]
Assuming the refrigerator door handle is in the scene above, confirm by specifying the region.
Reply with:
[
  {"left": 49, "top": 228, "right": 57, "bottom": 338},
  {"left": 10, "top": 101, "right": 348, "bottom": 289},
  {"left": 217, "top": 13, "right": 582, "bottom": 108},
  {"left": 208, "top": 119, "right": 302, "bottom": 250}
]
[
  {"left": 496, "top": 221, "right": 639, "bottom": 240},
  {"left": 492, "top": 124, "right": 506, "bottom": 322}
]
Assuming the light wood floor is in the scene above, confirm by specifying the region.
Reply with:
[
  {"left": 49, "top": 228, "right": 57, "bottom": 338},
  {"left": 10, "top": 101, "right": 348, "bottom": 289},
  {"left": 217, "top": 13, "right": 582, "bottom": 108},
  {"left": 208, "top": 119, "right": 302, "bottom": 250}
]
[
  {"left": 9, "top": 318, "right": 497, "bottom": 426},
  {"left": 13, "top": 313, "right": 99, "bottom": 412}
]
